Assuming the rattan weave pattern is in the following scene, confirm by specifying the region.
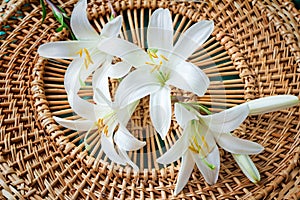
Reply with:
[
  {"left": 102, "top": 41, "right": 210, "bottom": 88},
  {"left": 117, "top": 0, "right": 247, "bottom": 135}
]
[{"left": 0, "top": 0, "right": 300, "bottom": 199}]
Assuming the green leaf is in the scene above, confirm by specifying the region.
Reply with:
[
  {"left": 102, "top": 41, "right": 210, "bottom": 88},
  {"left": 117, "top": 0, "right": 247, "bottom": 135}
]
[
  {"left": 40, "top": 0, "right": 47, "bottom": 23},
  {"left": 62, "top": 13, "right": 70, "bottom": 19},
  {"left": 57, "top": 6, "right": 66, "bottom": 14},
  {"left": 53, "top": 10, "right": 64, "bottom": 25},
  {"left": 56, "top": 25, "right": 64, "bottom": 32},
  {"left": 110, "top": 13, "right": 114, "bottom": 21}
]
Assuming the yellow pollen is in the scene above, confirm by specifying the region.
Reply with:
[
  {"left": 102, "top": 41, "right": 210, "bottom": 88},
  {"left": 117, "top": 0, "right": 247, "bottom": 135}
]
[
  {"left": 188, "top": 145, "right": 198, "bottom": 153},
  {"left": 160, "top": 54, "right": 168, "bottom": 61},
  {"left": 97, "top": 119, "right": 104, "bottom": 133},
  {"left": 145, "top": 62, "right": 156, "bottom": 66},
  {"left": 84, "top": 59, "right": 89, "bottom": 69},
  {"left": 83, "top": 48, "right": 93, "bottom": 63},
  {"left": 189, "top": 136, "right": 202, "bottom": 154},
  {"left": 193, "top": 136, "right": 200, "bottom": 148},
  {"left": 201, "top": 136, "right": 209, "bottom": 149},
  {"left": 76, "top": 49, "right": 83, "bottom": 57},
  {"left": 103, "top": 125, "right": 109, "bottom": 136},
  {"left": 97, "top": 118, "right": 109, "bottom": 136},
  {"left": 77, "top": 48, "right": 94, "bottom": 69},
  {"left": 149, "top": 51, "right": 158, "bottom": 58},
  {"left": 146, "top": 51, "right": 167, "bottom": 73},
  {"left": 97, "top": 118, "right": 103, "bottom": 126}
]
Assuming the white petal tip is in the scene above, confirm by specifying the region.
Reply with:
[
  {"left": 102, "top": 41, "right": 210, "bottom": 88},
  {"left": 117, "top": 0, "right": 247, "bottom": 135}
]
[
  {"left": 173, "top": 189, "right": 180, "bottom": 196},
  {"left": 158, "top": 131, "right": 168, "bottom": 139},
  {"left": 173, "top": 182, "right": 185, "bottom": 196},
  {"left": 136, "top": 141, "right": 146, "bottom": 149},
  {"left": 252, "top": 178, "right": 260, "bottom": 184},
  {"left": 156, "top": 157, "right": 167, "bottom": 165},
  {"left": 256, "top": 145, "right": 264, "bottom": 153},
  {"left": 110, "top": 15, "right": 123, "bottom": 25},
  {"left": 206, "top": 178, "right": 217, "bottom": 185},
  {"left": 201, "top": 20, "right": 214, "bottom": 31}
]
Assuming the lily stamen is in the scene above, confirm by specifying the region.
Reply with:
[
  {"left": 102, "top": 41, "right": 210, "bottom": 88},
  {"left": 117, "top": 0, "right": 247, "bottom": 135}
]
[
  {"left": 76, "top": 49, "right": 83, "bottom": 57},
  {"left": 201, "top": 136, "right": 209, "bottom": 150},
  {"left": 76, "top": 48, "right": 94, "bottom": 69},
  {"left": 149, "top": 51, "right": 158, "bottom": 58},
  {"left": 145, "top": 62, "right": 156, "bottom": 66},
  {"left": 201, "top": 158, "right": 216, "bottom": 170},
  {"left": 189, "top": 136, "right": 202, "bottom": 154},
  {"left": 188, "top": 134, "right": 215, "bottom": 170},
  {"left": 150, "top": 64, "right": 162, "bottom": 72},
  {"left": 97, "top": 118, "right": 104, "bottom": 128},
  {"left": 103, "top": 125, "right": 109, "bottom": 136},
  {"left": 160, "top": 54, "right": 168, "bottom": 61},
  {"left": 96, "top": 118, "right": 109, "bottom": 136},
  {"left": 147, "top": 48, "right": 158, "bottom": 59},
  {"left": 189, "top": 137, "right": 199, "bottom": 153},
  {"left": 83, "top": 48, "right": 93, "bottom": 64}
]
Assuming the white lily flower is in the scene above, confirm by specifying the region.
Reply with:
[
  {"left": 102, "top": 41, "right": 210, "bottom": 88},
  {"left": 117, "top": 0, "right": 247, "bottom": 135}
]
[
  {"left": 53, "top": 67, "right": 145, "bottom": 171},
  {"left": 97, "top": 8, "right": 213, "bottom": 138},
  {"left": 38, "top": 0, "right": 131, "bottom": 95},
  {"left": 247, "top": 95, "right": 299, "bottom": 115},
  {"left": 157, "top": 103, "right": 264, "bottom": 195}
]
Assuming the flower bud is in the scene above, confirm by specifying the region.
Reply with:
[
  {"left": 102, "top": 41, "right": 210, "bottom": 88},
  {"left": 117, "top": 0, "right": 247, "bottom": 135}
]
[
  {"left": 247, "top": 95, "right": 299, "bottom": 115},
  {"left": 232, "top": 154, "right": 260, "bottom": 183}
]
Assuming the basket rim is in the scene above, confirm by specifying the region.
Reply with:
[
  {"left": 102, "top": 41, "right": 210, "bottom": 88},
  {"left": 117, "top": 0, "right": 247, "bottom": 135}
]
[{"left": 1, "top": 0, "right": 300, "bottom": 199}]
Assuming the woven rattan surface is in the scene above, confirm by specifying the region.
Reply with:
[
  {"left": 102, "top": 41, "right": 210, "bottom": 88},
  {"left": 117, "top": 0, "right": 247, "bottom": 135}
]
[{"left": 1, "top": 0, "right": 300, "bottom": 199}]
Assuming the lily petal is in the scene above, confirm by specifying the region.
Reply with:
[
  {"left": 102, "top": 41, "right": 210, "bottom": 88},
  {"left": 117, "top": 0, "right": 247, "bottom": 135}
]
[
  {"left": 192, "top": 146, "right": 220, "bottom": 185},
  {"left": 101, "top": 15, "right": 123, "bottom": 37},
  {"left": 38, "top": 41, "right": 95, "bottom": 59},
  {"left": 118, "top": 149, "right": 139, "bottom": 172},
  {"left": 114, "top": 125, "right": 146, "bottom": 151},
  {"left": 114, "top": 68, "right": 161, "bottom": 108},
  {"left": 174, "top": 151, "right": 195, "bottom": 196},
  {"left": 216, "top": 133, "right": 264, "bottom": 154},
  {"left": 92, "top": 65, "right": 111, "bottom": 104},
  {"left": 98, "top": 37, "right": 149, "bottom": 67},
  {"left": 247, "top": 95, "right": 299, "bottom": 115},
  {"left": 172, "top": 20, "right": 214, "bottom": 60},
  {"left": 167, "top": 61, "right": 209, "bottom": 96},
  {"left": 107, "top": 61, "right": 132, "bottom": 79},
  {"left": 147, "top": 8, "right": 173, "bottom": 51},
  {"left": 106, "top": 120, "right": 119, "bottom": 138},
  {"left": 150, "top": 86, "right": 171, "bottom": 138},
  {"left": 77, "top": 50, "right": 107, "bottom": 83},
  {"left": 65, "top": 51, "right": 106, "bottom": 94},
  {"left": 71, "top": 0, "right": 99, "bottom": 40},
  {"left": 174, "top": 103, "right": 198, "bottom": 128},
  {"left": 93, "top": 104, "right": 113, "bottom": 120},
  {"left": 201, "top": 104, "right": 249, "bottom": 134},
  {"left": 232, "top": 154, "right": 261, "bottom": 183},
  {"left": 53, "top": 116, "right": 95, "bottom": 131},
  {"left": 157, "top": 130, "right": 189, "bottom": 164},
  {"left": 64, "top": 58, "right": 83, "bottom": 94},
  {"left": 67, "top": 92, "right": 97, "bottom": 121},
  {"left": 116, "top": 100, "right": 139, "bottom": 125},
  {"left": 101, "top": 135, "right": 126, "bottom": 165}
]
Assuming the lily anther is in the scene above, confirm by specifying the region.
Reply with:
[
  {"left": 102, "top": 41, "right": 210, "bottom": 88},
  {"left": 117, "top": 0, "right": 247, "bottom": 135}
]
[{"left": 76, "top": 48, "right": 94, "bottom": 69}]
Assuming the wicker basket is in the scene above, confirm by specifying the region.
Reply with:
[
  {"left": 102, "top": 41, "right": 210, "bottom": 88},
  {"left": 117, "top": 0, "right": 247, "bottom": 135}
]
[{"left": 0, "top": 0, "right": 300, "bottom": 199}]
